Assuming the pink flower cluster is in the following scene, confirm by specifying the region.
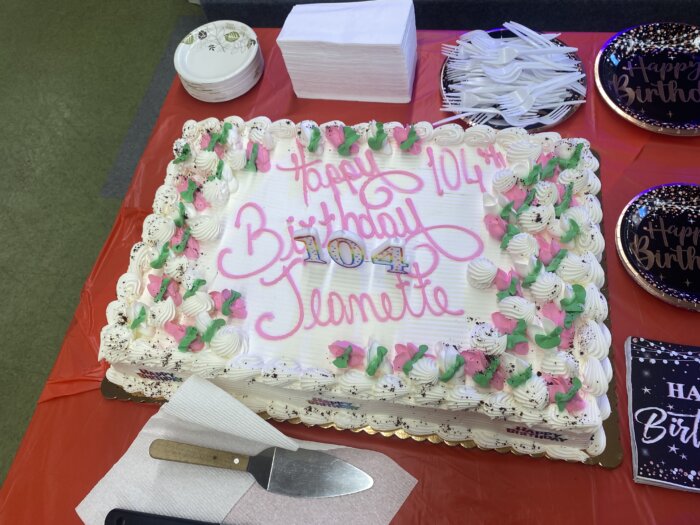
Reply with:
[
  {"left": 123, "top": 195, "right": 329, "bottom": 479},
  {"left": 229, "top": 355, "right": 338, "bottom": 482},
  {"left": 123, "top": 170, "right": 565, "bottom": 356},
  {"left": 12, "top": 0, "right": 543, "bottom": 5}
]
[
  {"left": 328, "top": 340, "right": 365, "bottom": 368},
  {"left": 540, "top": 303, "right": 575, "bottom": 348},
  {"left": 543, "top": 373, "right": 586, "bottom": 413},
  {"left": 177, "top": 179, "right": 209, "bottom": 211},
  {"left": 164, "top": 321, "right": 204, "bottom": 352},
  {"left": 461, "top": 350, "right": 506, "bottom": 390},
  {"left": 146, "top": 275, "right": 182, "bottom": 305},
  {"left": 170, "top": 227, "right": 200, "bottom": 260},
  {"left": 392, "top": 343, "right": 434, "bottom": 372},
  {"left": 246, "top": 141, "right": 271, "bottom": 172},
  {"left": 392, "top": 126, "right": 421, "bottom": 155},
  {"left": 324, "top": 126, "right": 359, "bottom": 155},
  {"left": 210, "top": 289, "right": 247, "bottom": 319}
]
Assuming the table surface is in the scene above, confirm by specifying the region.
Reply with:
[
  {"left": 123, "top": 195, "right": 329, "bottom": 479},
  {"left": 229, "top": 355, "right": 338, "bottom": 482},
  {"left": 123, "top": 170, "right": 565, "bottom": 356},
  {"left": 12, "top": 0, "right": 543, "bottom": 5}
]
[{"left": 1, "top": 29, "right": 699, "bottom": 524}]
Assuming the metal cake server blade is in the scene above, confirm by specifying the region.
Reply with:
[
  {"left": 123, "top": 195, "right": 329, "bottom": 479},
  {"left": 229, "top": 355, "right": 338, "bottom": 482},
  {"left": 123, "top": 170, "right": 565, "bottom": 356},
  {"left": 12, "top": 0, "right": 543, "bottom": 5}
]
[{"left": 149, "top": 439, "right": 373, "bottom": 498}]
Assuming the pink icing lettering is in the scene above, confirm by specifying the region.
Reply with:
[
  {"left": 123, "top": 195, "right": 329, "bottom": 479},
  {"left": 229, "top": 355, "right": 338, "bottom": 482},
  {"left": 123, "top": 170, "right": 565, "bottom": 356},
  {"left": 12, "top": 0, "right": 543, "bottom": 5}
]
[
  {"left": 476, "top": 144, "right": 506, "bottom": 168},
  {"left": 217, "top": 202, "right": 285, "bottom": 279}
]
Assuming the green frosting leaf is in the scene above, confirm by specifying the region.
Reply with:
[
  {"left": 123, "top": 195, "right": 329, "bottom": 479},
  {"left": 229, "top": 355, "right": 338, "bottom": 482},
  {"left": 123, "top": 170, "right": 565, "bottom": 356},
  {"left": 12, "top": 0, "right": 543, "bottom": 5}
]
[
  {"left": 506, "top": 365, "right": 533, "bottom": 388},
  {"left": 173, "top": 143, "right": 191, "bottom": 164},
  {"left": 545, "top": 248, "right": 568, "bottom": 272},
  {"left": 365, "top": 345, "right": 388, "bottom": 377},
  {"left": 535, "top": 326, "right": 563, "bottom": 349},
  {"left": 559, "top": 143, "right": 584, "bottom": 170},
  {"left": 555, "top": 377, "right": 582, "bottom": 411},
  {"left": 150, "top": 243, "right": 170, "bottom": 269},
  {"left": 541, "top": 156, "right": 560, "bottom": 180},
  {"left": 174, "top": 202, "right": 187, "bottom": 228},
  {"left": 506, "top": 319, "right": 529, "bottom": 350},
  {"left": 439, "top": 354, "right": 465, "bottom": 382},
  {"left": 496, "top": 276, "right": 519, "bottom": 301},
  {"left": 473, "top": 357, "right": 500, "bottom": 388},
  {"left": 216, "top": 159, "right": 224, "bottom": 179},
  {"left": 520, "top": 188, "right": 537, "bottom": 210},
  {"left": 515, "top": 188, "right": 538, "bottom": 218},
  {"left": 308, "top": 126, "right": 321, "bottom": 153},
  {"left": 178, "top": 326, "right": 200, "bottom": 352},
  {"left": 402, "top": 344, "right": 429, "bottom": 375},
  {"left": 499, "top": 201, "right": 515, "bottom": 220},
  {"left": 245, "top": 143, "right": 259, "bottom": 171},
  {"left": 172, "top": 228, "right": 192, "bottom": 254},
  {"left": 219, "top": 122, "right": 233, "bottom": 143},
  {"left": 499, "top": 224, "right": 521, "bottom": 250},
  {"left": 154, "top": 277, "right": 171, "bottom": 303},
  {"left": 333, "top": 345, "right": 354, "bottom": 368},
  {"left": 522, "top": 164, "right": 542, "bottom": 186},
  {"left": 560, "top": 284, "right": 586, "bottom": 328},
  {"left": 367, "top": 122, "right": 387, "bottom": 151},
  {"left": 399, "top": 126, "right": 419, "bottom": 152},
  {"left": 554, "top": 183, "right": 574, "bottom": 218},
  {"left": 201, "top": 318, "right": 226, "bottom": 343},
  {"left": 206, "top": 122, "right": 232, "bottom": 152},
  {"left": 183, "top": 278, "right": 207, "bottom": 300},
  {"left": 130, "top": 306, "right": 147, "bottom": 330},
  {"left": 337, "top": 126, "right": 360, "bottom": 156},
  {"left": 222, "top": 290, "right": 242, "bottom": 316},
  {"left": 521, "top": 259, "right": 543, "bottom": 288},
  {"left": 560, "top": 219, "right": 580, "bottom": 243},
  {"left": 180, "top": 179, "right": 196, "bottom": 203}
]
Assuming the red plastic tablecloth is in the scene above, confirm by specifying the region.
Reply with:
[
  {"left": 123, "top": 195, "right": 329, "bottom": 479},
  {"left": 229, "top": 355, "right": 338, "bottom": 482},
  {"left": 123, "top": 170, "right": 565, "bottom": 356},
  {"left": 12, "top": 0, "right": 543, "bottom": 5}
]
[{"left": 2, "top": 29, "right": 699, "bottom": 524}]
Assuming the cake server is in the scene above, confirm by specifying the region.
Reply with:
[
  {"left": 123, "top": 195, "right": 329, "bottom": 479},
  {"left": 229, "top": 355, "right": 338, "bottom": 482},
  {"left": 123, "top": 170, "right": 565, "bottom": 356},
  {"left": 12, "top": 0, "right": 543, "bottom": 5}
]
[{"left": 149, "top": 439, "right": 373, "bottom": 498}]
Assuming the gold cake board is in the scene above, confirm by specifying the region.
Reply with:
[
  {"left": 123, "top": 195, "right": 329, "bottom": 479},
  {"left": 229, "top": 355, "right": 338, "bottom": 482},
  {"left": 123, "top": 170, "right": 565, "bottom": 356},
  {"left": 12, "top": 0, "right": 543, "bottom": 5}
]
[{"left": 100, "top": 377, "right": 622, "bottom": 468}]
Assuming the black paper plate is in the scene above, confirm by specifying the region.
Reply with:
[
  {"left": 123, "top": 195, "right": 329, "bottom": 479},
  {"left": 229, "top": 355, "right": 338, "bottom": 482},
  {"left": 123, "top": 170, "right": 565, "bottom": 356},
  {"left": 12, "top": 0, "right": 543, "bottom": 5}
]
[
  {"left": 595, "top": 23, "right": 700, "bottom": 136},
  {"left": 441, "top": 28, "right": 586, "bottom": 131},
  {"left": 616, "top": 183, "right": 700, "bottom": 311}
]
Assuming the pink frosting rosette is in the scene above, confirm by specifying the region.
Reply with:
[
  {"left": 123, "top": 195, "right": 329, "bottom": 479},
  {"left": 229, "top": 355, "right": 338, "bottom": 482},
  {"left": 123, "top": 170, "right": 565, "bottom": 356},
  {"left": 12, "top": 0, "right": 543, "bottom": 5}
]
[
  {"left": 325, "top": 126, "right": 360, "bottom": 155},
  {"left": 503, "top": 184, "right": 527, "bottom": 209},
  {"left": 246, "top": 141, "right": 271, "bottom": 172},
  {"left": 392, "top": 343, "right": 434, "bottom": 372},
  {"left": 494, "top": 268, "right": 523, "bottom": 291},
  {"left": 170, "top": 227, "right": 200, "bottom": 260},
  {"left": 556, "top": 182, "right": 579, "bottom": 207},
  {"left": 164, "top": 321, "right": 204, "bottom": 352},
  {"left": 459, "top": 349, "right": 506, "bottom": 390},
  {"left": 392, "top": 126, "right": 421, "bottom": 155},
  {"left": 536, "top": 235, "right": 561, "bottom": 266},
  {"left": 199, "top": 134, "right": 225, "bottom": 158},
  {"left": 540, "top": 303, "right": 575, "bottom": 349},
  {"left": 490, "top": 312, "right": 528, "bottom": 355},
  {"left": 543, "top": 374, "right": 586, "bottom": 413},
  {"left": 176, "top": 179, "right": 209, "bottom": 211},
  {"left": 147, "top": 275, "right": 182, "bottom": 306},
  {"left": 484, "top": 214, "right": 507, "bottom": 240},
  {"left": 328, "top": 340, "right": 365, "bottom": 369},
  {"left": 210, "top": 289, "right": 247, "bottom": 319}
]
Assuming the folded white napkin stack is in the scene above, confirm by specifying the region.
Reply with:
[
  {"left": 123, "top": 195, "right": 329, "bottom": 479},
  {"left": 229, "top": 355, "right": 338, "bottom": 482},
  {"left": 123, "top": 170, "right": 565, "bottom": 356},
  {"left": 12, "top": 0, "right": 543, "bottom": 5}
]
[{"left": 277, "top": 0, "right": 417, "bottom": 103}]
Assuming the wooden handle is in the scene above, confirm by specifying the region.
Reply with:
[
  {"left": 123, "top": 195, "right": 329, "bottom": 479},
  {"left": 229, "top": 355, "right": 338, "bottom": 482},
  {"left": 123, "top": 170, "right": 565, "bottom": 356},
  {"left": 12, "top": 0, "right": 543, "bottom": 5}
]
[{"left": 149, "top": 439, "right": 249, "bottom": 471}]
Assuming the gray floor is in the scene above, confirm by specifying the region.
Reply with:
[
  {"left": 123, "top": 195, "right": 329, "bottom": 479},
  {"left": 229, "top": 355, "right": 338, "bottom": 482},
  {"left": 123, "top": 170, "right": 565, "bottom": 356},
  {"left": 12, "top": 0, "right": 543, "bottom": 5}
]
[{"left": 0, "top": 0, "right": 203, "bottom": 485}]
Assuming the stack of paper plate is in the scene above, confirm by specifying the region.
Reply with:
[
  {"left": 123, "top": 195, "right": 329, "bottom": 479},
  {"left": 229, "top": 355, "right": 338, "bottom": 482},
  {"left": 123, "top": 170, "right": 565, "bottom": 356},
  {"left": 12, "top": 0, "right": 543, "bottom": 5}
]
[{"left": 174, "top": 21, "right": 263, "bottom": 103}]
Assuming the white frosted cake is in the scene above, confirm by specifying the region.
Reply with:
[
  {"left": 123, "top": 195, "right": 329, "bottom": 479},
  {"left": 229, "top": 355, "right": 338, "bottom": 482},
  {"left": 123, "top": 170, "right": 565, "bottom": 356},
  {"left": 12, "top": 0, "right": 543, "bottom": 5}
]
[{"left": 100, "top": 116, "right": 612, "bottom": 462}]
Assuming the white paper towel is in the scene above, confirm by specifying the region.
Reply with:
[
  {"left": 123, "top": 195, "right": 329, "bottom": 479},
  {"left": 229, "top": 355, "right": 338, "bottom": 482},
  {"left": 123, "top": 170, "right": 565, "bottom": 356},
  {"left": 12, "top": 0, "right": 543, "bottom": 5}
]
[{"left": 77, "top": 376, "right": 416, "bottom": 525}]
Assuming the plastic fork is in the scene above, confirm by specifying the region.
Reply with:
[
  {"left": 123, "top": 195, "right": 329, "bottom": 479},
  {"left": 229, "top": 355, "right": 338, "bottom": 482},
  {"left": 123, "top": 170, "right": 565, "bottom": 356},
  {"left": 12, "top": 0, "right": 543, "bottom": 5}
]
[{"left": 496, "top": 72, "right": 584, "bottom": 115}]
